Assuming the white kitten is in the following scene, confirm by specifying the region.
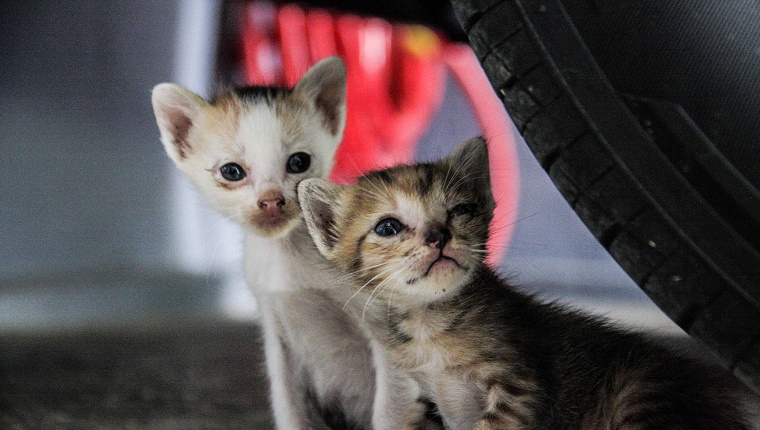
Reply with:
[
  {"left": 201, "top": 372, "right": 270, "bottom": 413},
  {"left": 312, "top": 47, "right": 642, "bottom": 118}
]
[{"left": 151, "top": 57, "right": 378, "bottom": 429}]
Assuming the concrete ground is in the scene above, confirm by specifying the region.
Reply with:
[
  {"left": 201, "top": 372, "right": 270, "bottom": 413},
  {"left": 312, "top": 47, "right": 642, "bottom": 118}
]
[{"left": 1, "top": 317, "right": 757, "bottom": 430}]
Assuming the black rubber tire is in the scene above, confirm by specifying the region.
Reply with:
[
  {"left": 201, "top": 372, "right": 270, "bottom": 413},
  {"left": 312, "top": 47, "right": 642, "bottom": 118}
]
[{"left": 449, "top": 0, "right": 760, "bottom": 393}]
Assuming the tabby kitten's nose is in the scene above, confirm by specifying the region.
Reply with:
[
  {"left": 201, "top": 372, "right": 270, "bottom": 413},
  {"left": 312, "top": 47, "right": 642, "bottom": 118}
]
[{"left": 425, "top": 227, "right": 451, "bottom": 249}]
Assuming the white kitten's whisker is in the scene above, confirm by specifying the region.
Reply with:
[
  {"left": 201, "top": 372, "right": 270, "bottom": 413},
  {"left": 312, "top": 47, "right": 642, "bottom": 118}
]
[{"left": 342, "top": 154, "right": 365, "bottom": 180}]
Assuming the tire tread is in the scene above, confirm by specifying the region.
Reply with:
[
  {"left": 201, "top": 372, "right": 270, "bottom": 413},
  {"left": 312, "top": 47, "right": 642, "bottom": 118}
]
[{"left": 451, "top": 0, "right": 760, "bottom": 392}]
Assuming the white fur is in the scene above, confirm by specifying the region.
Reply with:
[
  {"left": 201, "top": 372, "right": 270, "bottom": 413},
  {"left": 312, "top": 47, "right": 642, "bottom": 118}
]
[
  {"left": 151, "top": 57, "right": 398, "bottom": 430},
  {"left": 248, "top": 227, "right": 376, "bottom": 428},
  {"left": 395, "top": 191, "right": 429, "bottom": 232}
]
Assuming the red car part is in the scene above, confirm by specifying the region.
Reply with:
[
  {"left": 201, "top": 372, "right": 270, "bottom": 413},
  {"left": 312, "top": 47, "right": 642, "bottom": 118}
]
[{"left": 240, "top": 1, "right": 519, "bottom": 265}]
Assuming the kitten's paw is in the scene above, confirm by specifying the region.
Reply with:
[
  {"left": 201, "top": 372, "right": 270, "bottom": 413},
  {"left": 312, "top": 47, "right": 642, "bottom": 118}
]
[
  {"left": 399, "top": 421, "right": 443, "bottom": 430},
  {"left": 398, "top": 399, "right": 442, "bottom": 430},
  {"left": 475, "top": 414, "right": 521, "bottom": 430},
  {"left": 418, "top": 419, "right": 445, "bottom": 430}
]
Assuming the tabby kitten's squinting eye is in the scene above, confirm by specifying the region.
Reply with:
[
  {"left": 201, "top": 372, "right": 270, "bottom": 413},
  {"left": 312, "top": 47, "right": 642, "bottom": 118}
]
[{"left": 449, "top": 203, "right": 477, "bottom": 221}]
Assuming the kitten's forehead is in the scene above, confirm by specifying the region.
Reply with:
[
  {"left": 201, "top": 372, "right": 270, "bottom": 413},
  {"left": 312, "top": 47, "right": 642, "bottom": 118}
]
[
  {"left": 360, "top": 164, "right": 438, "bottom": 195},
  {"left": 394, "top": 190, "right": 429, "bottom": 228},
  {"left": 237, "top": 104, "right": 286, "bottom": 170},
  {"left": 203, "top": 91, "right": 311, "bottom": 177},
  {"left": 354, "top": 164, "right": 449, "bottom": 225}
]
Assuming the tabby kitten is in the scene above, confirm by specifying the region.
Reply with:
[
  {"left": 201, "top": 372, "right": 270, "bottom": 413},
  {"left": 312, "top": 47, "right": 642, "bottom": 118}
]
[
  {"left": 151, "top": 57, "right": 378, "bottom": 430},
  {"left": 298, "top": 137, "right": 751, "bottom": 429}
]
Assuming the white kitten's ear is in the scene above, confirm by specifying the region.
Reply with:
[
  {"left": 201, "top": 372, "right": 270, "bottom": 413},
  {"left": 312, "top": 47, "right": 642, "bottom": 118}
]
[
  {"left": 293, "top": 56, "right": 347, "bottom": 138},
  {"left": 298, "top": 178, "right": 346, "bottom": 259},
  {"left": 446, "top": 136, "right": 493, "bottom": 193},
  {"left": 151, "top": 83, "right": 209, "bottom": 164}
]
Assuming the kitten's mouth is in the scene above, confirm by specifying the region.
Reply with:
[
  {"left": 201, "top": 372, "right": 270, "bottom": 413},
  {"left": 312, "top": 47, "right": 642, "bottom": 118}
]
[
  {"left": 423, "top": 255, "right": 464, "bottom": 277},
  {"left": 249, "top": 207, "right": 298, "bottom": 235},
  {"left": 257, "top": 212, "right": 288, "bottom": 226}
]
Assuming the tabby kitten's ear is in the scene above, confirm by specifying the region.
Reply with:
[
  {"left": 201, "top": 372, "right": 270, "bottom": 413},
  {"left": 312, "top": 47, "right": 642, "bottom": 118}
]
[
  {"left": 445, "top": 136, "right": 492, "bottom": 191},
  {"left": 293, "top": 56, "right": 347, "bottom": 138},
  {"left": 298, "top": 178, "right": 347, "bottom": 259},
  {"left": 151, "top": 83, "right": 209, "bottom": 164}
]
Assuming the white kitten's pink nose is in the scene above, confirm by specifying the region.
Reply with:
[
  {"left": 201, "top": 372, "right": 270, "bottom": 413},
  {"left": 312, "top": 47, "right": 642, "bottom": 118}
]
[{"left": 258, "top": 190, "right": 285, "bottom": 211}]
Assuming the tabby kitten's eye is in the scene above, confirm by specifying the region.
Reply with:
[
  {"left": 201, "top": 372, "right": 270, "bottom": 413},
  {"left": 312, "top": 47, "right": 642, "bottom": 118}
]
[
  {"left": 286, "top": 152, "right": 311, "bottom": 174},
  {"left": 374, "top": 218, "right": 404, "bottom": 237},
  {"left": 450, "top": 203, "right": 477, "bottom": 220},
  {"left": 220, "top": 163, "right": 246, "bottom": 181}
]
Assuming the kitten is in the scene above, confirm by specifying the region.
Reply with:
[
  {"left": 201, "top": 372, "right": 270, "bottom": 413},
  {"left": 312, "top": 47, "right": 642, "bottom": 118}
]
[
  {"left": 299, "top": 137, "right": 752, "bottom": 429},
  {"left": 151, "top": 57, "right": 378, "bottom": 430}
]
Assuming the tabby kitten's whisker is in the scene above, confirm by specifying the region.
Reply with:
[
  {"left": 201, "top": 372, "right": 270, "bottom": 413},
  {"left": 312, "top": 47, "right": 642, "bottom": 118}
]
[
  {"left": 446, "top": 170, "right": 488, "bottom": 194},
  {"left": 345, "top": 261, "right": 406, "bottom": 312},
  {"left": 361, "top": 263, "right": 408, "bottom": 321}
]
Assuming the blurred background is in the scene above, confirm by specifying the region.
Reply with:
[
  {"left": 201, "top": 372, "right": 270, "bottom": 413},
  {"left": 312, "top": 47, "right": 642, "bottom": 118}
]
[
  {"left": 0, "top": 0, "right": 679, "bottom": 334},
  {"left": 15, "top": 1, "right": 758, "bottom": 427}
]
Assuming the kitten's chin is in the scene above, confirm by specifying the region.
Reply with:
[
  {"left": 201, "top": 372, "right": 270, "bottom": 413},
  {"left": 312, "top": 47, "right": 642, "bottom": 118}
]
[
  {"left": 426, "top": 257, "right": 463, "bottom": 277},
  {"left": 402, "top": 268, "right": 473, "bottom": 304},
  {"left": 246, "top": 214, "right": 301, "bottom": 238}
]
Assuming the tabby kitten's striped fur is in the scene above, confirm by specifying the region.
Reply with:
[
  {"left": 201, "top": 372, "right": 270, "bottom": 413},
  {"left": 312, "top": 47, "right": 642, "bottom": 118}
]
[{"left": 298, "top": 137, "right": 750, "bottom": 429}]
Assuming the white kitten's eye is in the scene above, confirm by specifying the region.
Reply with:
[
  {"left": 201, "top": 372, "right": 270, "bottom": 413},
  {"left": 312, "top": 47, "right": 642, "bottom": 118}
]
[
  {"left": 286, "top": 152, "right": 311, "bottom": 174},
  {"left": 220, "top": 163, "right": 246, "bottom": 181},
  {"left": 374, "top": 218, "right": 404, "bottom": 237}
]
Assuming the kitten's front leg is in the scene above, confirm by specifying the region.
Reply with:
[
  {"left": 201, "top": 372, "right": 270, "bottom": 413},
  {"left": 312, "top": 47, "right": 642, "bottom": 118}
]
[
  {"left": 261, "top": 311, "right": 322, "bottom": 430},
  {"left": 473, "top": 373, "right": 536, "bottom": 430},
  {"left": 474, "top": 414, "right": 524, "bottom": 430},
  {"left": 370, "top": 342, "right": 436, "bottom": 430},
  {"left": 473, "top": 397, "right": 530, "bottom": 430},
  {"left": 398, "top": 400, "right": 437, "bottom": 430}
]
